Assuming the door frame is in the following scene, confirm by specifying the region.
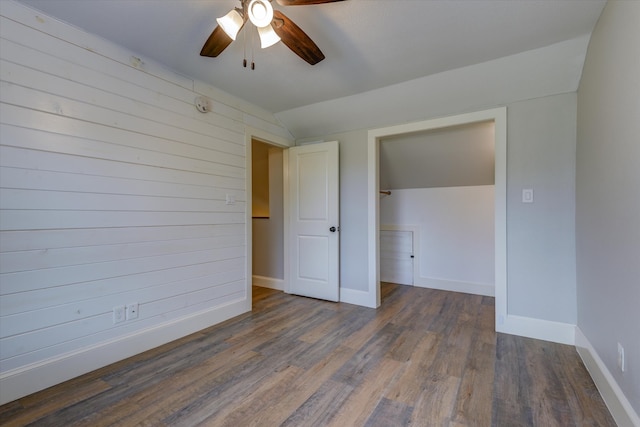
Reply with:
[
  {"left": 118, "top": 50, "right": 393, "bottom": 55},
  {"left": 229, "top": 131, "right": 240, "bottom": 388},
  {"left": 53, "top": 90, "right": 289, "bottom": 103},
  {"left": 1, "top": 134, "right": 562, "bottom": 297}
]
[
  {"left": 244, "top": 126, "right": 294, "bottom": 310},
  {"left": 366, "top": 108, "right": 507, "bottom": 330}
]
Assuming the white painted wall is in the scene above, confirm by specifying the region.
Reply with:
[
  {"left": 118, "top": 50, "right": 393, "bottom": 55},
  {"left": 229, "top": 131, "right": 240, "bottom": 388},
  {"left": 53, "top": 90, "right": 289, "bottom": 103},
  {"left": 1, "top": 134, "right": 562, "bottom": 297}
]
[
  {"left": 299, "top": 93, "right": 577, "bottom": 328},
  {"left": 293, "top": 31, "right": 586, "bottom": 329},
  {"left": 380, "top": 186, "right": 495, "bottom": 294},
  {"left": 576, "top": 0, "right": 640, "bottom": 422},
  {"left": 506, "top": 94, "right": 577, "bottom": 324},
  {"left": 0, "top": 1, "right": 290, "bottom": 404},
  {"left": 331, "top": 130, "right": 370, "bottom": 294},
  {"left": 379, "top": 121, "right": 495, "bottom": 190}
]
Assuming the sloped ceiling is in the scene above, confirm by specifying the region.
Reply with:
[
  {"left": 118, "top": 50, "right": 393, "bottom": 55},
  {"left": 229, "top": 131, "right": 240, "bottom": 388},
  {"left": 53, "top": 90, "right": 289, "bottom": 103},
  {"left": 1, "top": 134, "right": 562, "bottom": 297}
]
[
  {"left": 16, "top": 1, "right": 605, "bottom": 116},
  {"left": 380, "top": 121, "right": 495, "bottom": 190}
]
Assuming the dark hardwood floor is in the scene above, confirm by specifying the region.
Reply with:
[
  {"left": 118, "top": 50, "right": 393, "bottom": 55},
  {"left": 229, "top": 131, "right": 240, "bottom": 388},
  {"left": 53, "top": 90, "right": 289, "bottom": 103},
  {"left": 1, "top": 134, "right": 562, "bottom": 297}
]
[{"left": 0, "top": 283, "right": 616, "bottom": 426}]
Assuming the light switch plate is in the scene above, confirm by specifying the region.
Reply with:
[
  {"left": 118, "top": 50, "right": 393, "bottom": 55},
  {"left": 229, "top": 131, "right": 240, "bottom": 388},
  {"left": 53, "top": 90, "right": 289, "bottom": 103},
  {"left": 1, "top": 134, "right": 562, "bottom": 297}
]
[{"left": 522, "top": 188, "right": 534, "bottom": 203}]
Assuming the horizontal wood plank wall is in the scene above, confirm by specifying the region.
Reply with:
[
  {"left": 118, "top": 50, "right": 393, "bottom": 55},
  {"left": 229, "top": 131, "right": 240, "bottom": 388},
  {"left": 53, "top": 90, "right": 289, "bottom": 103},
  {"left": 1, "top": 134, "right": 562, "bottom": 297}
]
[{"left": 0, "top": 0, "right": 291, "bottom": 403}]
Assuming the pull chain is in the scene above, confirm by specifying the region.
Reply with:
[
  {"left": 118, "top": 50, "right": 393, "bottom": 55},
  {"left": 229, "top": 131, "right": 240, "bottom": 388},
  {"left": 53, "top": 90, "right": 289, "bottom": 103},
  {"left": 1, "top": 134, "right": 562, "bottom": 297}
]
[
  {"left": 240, "top": 17, "right": 256, "bottom": 70},
  {"left": 243, "top": 22, "right": 247, "bottom": 68},
  {"left": 251, "top": 24, "right": 255, "bottom": 70}
]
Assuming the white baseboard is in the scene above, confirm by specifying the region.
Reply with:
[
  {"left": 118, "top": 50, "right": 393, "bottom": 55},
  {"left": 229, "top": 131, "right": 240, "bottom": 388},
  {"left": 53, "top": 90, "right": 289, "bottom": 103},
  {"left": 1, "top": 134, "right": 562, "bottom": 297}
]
[
  {"left": 575, "top": 328, "right": 640, "bottom": 427},
  {"left": 0, "top": 298, "right": 248, "bottom": 406},
  {"left": 252, "top": 275, "right": 284, "bottom": 291},
  {"left": 497, "top": 314, "right": 576, "bottom": 345},
  {"left": 414, "top": 277, "right": 495, "bottom": 297},
  {"left": 340, "top": 287, "right": 376, "bottom": 308}
]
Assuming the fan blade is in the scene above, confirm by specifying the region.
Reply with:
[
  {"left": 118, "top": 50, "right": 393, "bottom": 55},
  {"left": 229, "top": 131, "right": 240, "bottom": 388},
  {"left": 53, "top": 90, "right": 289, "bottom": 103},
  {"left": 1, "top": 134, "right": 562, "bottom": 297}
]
[
  {"left": 276, "top": 0, "right": 344, "bottom": 5},
  {"left": 272, "top": 10, "right": 325, "bottom": 65},
  {"left": 200, "top": 26, "right": 233, "bottom": 57}
]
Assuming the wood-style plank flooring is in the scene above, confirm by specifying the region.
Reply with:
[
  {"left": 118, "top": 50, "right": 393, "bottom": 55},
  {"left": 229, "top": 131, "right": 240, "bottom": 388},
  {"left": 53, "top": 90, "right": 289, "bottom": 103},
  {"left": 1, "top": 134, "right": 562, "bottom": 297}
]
[{"left": 0, "top": 284, "right": 616, "bottom": 426}]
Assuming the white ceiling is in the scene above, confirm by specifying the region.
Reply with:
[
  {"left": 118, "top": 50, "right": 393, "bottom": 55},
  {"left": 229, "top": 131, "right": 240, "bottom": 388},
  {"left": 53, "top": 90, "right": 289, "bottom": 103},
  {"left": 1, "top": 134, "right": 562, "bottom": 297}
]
[{"left": 16, "top": 0, "right": 606, "bottom": 116}]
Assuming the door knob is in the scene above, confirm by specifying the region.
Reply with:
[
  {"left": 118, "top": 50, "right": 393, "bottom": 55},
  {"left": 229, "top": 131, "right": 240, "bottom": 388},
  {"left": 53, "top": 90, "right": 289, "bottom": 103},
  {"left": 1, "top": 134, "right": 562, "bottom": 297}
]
[{"left": 329, "top": 226, "right": 337, "bottom": 232}]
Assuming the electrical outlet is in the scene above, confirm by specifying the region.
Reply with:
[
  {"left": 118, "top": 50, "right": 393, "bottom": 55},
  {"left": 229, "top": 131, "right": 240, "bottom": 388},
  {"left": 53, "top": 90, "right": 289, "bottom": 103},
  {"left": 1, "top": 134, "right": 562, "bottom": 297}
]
[
  {"left": 126, "top": 303, "right": 139, "bottom": 320},
  {"left": 113, "top": 305, "right": 126, "bottom": 324},
  {"left": 617, "top": 342, "right": 625, "bottom": 372}
]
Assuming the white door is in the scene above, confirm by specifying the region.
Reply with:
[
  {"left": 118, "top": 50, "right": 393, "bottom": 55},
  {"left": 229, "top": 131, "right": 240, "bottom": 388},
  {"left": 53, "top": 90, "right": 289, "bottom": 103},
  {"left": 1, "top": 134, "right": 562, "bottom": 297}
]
[
  {"left": 380, "top": 230, "right": 413, "bottom": 285},
  {"left": 288, "top": 141, "right": 339, "bottom": 301}
]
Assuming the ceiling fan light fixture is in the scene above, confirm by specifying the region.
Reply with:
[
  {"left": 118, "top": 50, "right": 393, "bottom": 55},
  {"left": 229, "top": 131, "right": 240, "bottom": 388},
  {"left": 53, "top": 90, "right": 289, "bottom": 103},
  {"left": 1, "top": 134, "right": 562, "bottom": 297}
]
[
  {"left": 248, "top": 0, "right": 274, "bottom": 28},
  {"left": 216, "top": 8, "right": 244, "bottom": 40},
  {"left": 202, "top": 0, "right": 334, "bottom": 65},
  {"left": 257, "top": 25, "right": 281, "bottom": 48}
]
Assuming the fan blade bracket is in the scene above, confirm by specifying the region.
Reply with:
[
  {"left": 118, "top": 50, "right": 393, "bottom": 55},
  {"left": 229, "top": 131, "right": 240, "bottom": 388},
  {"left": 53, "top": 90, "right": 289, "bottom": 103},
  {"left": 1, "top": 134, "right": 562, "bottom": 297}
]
[{"left": 272, "top": 17, "right": 285, "bottom": 29}]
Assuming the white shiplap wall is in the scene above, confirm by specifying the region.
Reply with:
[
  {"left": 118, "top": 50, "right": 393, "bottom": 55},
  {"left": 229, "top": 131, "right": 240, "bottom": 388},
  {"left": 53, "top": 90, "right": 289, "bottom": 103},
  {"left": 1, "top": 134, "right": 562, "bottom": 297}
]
[{"left": 0, "top": 0, "right": 292, "bottom": 404}]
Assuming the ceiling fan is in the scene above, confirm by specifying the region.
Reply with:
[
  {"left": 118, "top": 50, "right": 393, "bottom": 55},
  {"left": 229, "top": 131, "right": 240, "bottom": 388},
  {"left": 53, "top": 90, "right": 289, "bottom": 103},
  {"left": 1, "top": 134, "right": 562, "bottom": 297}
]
[{"left": 200, "top": 0, "right": 344, "bottom": 66}]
